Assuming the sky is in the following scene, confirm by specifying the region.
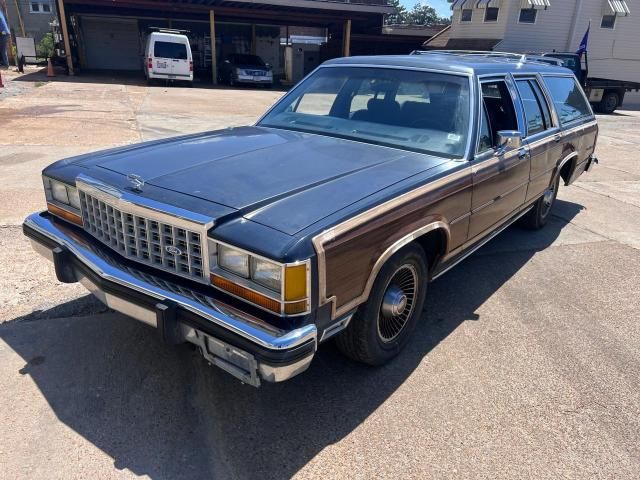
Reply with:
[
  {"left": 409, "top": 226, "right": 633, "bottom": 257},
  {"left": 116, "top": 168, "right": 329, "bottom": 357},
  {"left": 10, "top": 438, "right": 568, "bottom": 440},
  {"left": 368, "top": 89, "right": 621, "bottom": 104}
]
[{"left": 399, "top": 0, "right": 452, "bottom": 18}]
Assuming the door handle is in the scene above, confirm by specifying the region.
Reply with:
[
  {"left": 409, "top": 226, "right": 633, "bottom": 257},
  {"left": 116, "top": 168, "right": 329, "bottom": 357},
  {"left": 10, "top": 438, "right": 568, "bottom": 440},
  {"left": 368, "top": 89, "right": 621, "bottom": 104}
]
[
  {"left": 554, "top": 134, "right": 562, "bottom": 143},
  {"left": 518, "top": 148, "right": 529, "bottom": 159}
]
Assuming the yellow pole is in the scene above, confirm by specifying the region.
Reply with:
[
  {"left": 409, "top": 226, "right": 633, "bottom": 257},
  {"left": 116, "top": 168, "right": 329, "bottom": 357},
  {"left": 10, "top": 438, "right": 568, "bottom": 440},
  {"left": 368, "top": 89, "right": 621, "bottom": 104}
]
[
  {"left": 13, "top": 0, "right": 26, "bottom": 37},
  {"left": 342, "top": 19, "right": 351, "bottom": 57},
  {"left": 209, "top": 10, "right": 217, "bottom": 85},
  {"left": 56, "top": 0, "right": 74, "bottom": 75}
]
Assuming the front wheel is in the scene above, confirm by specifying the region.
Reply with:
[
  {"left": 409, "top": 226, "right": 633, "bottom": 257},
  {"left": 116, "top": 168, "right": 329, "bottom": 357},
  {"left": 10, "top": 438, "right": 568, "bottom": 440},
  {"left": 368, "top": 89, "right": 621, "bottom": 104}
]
[
  {"left": 521, "top": 172, "right": 560, "bottom": 230},
  {"left": 335, "top": 243, "right": 429, "bottom": 366}
]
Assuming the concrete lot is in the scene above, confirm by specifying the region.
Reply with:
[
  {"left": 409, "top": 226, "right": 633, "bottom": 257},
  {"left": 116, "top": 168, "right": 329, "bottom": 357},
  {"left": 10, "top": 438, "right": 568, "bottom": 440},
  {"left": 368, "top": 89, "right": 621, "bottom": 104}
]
[{"left": 1, "top": 68, "right": 639, "bottom": 479}]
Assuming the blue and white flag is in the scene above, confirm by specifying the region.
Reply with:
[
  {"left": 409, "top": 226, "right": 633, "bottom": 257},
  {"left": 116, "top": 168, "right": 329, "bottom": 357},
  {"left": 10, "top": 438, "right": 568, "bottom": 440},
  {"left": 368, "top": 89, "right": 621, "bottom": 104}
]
[{"left": 576, "top": 24, "right": 590, "bottom": 55}]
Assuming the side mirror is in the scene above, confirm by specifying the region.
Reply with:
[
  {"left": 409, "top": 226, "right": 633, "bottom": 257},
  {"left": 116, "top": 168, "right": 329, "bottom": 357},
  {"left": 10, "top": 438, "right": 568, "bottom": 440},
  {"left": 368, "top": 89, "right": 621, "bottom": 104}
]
[
  {"left": 496, "top": 130, "right": 523, "bottom": 153},
  {"left": 265, "top": 63, "right": 272, "bottom": 70}
]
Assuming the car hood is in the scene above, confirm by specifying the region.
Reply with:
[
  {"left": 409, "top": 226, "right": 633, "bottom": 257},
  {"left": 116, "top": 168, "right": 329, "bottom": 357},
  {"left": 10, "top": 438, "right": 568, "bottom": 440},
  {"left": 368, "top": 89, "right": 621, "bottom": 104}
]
[{"left": 74, "top": 126, "right": 450, "bottom": 235}]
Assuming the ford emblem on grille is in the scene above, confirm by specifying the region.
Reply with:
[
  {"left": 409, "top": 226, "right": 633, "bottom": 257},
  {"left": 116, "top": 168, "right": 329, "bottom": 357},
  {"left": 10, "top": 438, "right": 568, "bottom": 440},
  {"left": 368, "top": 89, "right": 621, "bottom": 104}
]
[
  {"left": 165, "top": 245, "right": 182, "bottom": 256},
  {"left": 127, "top": 173, "right": 145, "bottom": 192}
]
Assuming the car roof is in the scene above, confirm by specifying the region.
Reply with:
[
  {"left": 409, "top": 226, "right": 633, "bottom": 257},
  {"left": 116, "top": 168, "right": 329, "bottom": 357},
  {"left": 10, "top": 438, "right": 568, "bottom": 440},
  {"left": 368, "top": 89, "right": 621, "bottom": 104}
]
[{"left": 324, "top": 52, "right": 574, "bottom": 77}]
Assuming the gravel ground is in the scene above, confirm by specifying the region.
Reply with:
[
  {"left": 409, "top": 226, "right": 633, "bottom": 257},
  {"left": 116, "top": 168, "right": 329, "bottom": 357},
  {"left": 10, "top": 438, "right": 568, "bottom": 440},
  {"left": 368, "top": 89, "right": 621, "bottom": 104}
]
[{"left": 0, "top": 69, "right": 639, "bottom": 479}]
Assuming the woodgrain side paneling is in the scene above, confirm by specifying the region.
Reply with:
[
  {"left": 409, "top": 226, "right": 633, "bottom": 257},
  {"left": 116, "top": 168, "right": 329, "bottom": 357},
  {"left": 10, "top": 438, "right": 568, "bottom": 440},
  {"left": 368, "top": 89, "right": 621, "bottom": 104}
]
[{"left": 317, "top": 168, "right": 472, "bottom": 319}]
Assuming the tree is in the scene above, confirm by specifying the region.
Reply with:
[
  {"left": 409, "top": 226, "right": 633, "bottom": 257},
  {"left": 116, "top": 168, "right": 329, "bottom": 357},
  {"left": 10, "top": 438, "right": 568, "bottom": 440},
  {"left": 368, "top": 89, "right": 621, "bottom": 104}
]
[
  {"left": 407, "top": 3, "right": 451, "bottom": 25},
  {"left": 37, "top": 33, "right": 55, "bottom": 59},
  {"left": 386, "top": 0, "right": 409, "bottom": 25}
]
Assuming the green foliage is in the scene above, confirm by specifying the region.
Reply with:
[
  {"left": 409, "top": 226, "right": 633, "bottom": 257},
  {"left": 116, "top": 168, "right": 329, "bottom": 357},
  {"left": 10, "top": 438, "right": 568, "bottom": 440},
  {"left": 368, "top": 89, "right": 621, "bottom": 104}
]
[
  {"left": 37, "top": 33, "right": 55, "bottom": 59},
  {"left": 386, "top": 0, "right": 409, "bottom": 24},
  {"left": 385, "top": 1, "right": 452, "bottom": 26}
]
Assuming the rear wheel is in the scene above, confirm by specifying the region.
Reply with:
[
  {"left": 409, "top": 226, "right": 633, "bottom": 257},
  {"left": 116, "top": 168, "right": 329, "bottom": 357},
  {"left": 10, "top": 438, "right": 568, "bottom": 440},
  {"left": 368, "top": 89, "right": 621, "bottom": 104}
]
[
  {"left": 335, "top": 243, "right": 428, "bottom": 366},
  {"left": 599, "top": 91, "right": 620, "bottom": 114},
  {"left": 521, "top": 172, "right": 560, "bottom": 230}
]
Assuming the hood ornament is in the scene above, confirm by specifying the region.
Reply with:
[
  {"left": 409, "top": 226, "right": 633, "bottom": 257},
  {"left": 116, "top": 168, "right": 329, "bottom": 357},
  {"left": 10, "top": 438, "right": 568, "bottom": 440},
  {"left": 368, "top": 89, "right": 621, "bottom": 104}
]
[{"left": 127, "top": 173, "right": 145, "bottom": 192}]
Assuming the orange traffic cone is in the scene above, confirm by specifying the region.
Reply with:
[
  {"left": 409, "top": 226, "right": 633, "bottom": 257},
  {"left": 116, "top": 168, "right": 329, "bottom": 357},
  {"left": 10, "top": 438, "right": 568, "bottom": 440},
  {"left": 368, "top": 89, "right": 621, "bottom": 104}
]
[{"left": 47, "top": 58, "right": 55, "bottom": 77}]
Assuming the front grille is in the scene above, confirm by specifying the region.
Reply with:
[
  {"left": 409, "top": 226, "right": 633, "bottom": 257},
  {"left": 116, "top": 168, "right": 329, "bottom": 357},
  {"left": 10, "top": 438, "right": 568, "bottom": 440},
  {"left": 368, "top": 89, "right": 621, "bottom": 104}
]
[{"left": 79, "top": 191, "right": 205, "bottom": 282}]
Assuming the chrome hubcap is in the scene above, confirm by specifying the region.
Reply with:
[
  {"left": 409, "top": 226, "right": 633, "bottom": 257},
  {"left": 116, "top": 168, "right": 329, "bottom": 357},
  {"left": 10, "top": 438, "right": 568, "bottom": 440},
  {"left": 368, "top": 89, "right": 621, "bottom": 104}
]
[{"left": 377, "top": 265, "right": 418, "bottom": 342}]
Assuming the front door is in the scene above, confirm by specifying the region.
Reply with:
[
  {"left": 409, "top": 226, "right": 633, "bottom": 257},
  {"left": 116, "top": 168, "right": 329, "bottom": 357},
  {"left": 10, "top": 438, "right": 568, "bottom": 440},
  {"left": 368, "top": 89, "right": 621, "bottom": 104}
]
[{"left": 468, "top": 77, "right": 530, "bottom": 239}]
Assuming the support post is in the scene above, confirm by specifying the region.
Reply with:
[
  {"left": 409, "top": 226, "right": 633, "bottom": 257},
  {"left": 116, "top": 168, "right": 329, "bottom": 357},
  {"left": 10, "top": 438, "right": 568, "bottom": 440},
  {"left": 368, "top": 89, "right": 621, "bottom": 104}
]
[
  {"left": 342, "top": 19, "right": 351, "bottom": 58},
  {"left": 13, "top": 0, "right": 26, "bottom": 37},
  {"left": 209, "top": 10, "right": 217, "bottom": 85},
  {"left": 251, "top": 24, "right": 256, "bottom": 55},
  {"left": 56, "top": 0, "right": 74, "bottom": 75}
]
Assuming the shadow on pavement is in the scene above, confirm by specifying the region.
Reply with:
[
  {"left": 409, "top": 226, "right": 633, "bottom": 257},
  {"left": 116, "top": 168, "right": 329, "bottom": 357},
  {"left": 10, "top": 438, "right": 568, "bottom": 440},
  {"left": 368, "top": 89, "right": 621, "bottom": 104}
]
[{"left": 0, "top": 200, "right": 582, "bottom": 479}]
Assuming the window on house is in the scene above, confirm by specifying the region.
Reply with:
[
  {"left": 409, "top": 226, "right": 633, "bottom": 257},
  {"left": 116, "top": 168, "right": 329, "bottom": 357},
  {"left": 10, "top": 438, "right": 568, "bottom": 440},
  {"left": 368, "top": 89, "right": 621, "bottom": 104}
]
[
  {"left": 601, "top": 15, "right": 616, "bottom": 29},
  {"left": 30, "top": 1, "right": 52, "bottom": 13},
  {"left": 484, "top": 7, "right": 499, "bottom": 22},
  {"left": 519, "top": 8, "right": 537, "bottom": 23},
  {"left": 461, "top": 9, "right": 473, "bottom": 22}
]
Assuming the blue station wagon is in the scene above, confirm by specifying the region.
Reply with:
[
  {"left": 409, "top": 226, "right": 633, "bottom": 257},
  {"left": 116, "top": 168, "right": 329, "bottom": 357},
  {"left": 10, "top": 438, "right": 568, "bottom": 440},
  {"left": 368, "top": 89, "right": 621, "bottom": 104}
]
[{"left": 24, "top": 52, "right": 598, "bottom": 386}]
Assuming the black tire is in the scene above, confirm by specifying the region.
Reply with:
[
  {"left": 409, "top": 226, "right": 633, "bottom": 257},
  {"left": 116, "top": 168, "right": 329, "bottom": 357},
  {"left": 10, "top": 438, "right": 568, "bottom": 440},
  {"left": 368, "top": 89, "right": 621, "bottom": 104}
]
[
  {"left": 335, "top": 243, "right": 429, "bottom": 366},
  {"left": 599, "top": 91, "right": 620, "bottom": 114},
  {"left": 520, "top": 172, "right": 560, "bottom": 230}
]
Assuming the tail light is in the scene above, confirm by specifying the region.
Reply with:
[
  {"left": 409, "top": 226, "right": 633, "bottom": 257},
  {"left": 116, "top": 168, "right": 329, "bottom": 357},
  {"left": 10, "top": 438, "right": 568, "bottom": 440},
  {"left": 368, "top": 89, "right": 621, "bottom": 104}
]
[
  {"left": 189, "top": 61, "right": 193, "bottom": 72},
  {"left": 148, "top": 57, "right": 152, "bottom": 69}
]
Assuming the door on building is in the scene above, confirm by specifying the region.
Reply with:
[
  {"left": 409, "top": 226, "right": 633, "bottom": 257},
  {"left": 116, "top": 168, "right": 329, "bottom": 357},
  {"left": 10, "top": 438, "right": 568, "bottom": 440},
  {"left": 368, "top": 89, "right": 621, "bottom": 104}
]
[{"left": 81, "top": 17, "right": 141, "bottom": 70}]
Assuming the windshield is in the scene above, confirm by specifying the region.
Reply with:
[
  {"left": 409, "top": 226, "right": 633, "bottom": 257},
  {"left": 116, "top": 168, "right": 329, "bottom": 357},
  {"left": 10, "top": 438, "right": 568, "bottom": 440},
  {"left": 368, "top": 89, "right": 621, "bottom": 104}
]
[
  {"left": 258, "top": 66, "right": 471, "bottom": 158},
  {"left": 230, "top": 54, "right": 265, "bottom": 67}
]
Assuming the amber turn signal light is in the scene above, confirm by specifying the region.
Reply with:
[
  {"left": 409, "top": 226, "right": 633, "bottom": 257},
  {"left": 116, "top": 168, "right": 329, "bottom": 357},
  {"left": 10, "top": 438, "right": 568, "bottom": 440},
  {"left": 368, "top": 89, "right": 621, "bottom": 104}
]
[
  {"left": 47, "top": 203, "right": 83, "bottom": 227},
  {"left": 211, "top": 274, "right": 281, "bottom": 314}
]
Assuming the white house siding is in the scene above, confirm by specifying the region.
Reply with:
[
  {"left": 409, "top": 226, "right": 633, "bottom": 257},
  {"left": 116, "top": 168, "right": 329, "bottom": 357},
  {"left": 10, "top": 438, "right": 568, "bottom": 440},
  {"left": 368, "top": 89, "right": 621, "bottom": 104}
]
[
  {"left": 446, "top": 0, "right": 640, "bottom": 84},
  {"left": 496, "top": 1, "right": 578, "bottom": 53},
  {"left": 449, "top": 4, "right": 510, "bottom": 40},
  {"left": 568, "top": 1, "right": 640, "bottom": 84}
]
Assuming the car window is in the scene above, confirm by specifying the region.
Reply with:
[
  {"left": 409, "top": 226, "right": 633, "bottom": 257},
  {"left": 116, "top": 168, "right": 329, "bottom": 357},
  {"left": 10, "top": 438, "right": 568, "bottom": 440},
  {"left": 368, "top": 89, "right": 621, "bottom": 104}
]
[
  {"left": 529, "top": 79, "right": 553, "bottom": 128},
  {"left": 516, "top": 79, "right": 548, "bottom": 136},
  {"left": 154, "top": 41, "right": 187, "bottom": 60},
  {"left": 480, "top": 80, "right": 518, "bottom": 147},
  {"left": 260, "top": 67, "right": 472, "bottom": 159},
  {"left": 542, "top": 76, "right": 591, "bottom": 125}
]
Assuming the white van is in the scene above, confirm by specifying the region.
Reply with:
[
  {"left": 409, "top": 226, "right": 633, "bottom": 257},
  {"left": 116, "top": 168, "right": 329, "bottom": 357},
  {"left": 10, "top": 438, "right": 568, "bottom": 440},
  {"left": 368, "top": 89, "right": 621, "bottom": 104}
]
[{"left": 144, "top": 30, "right": 193, "bottom": 83}]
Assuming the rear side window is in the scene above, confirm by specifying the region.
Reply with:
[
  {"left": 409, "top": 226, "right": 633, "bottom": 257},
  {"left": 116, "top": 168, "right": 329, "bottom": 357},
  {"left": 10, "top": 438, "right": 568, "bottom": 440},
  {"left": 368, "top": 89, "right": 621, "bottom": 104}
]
[
  {"left": 154, "top": 41, "right": 187, "bottom": 60},
  {"left": 516, "top": 79, "right": 552, "bottom": 136},
  {"left": 542, "top": 76, "right": 591, "bottom": 125}
]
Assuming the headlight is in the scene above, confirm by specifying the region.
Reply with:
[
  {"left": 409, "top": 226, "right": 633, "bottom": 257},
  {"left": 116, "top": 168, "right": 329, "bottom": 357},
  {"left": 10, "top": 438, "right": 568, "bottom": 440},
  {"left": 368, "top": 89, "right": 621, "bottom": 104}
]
[
  {"left": 43, "top": 176, "right": 83, "bottom": 226},
  {"left": 235, "top": 68, "right": 245, "bottom": 76},
  {"left": 51, "top": 181, "right": 69, "bottom": 204},
  {"left": 44, "top": 176, "right": 81, "bottom": 210},
  {"left": 210, "top": 241, "right": 310, "bottom": 315},
  {"left": 218, "top": 244, "right": 250, "bottom": 278},
  {"left": 251, "top": 257, "right": 282, "bottom": 293}
]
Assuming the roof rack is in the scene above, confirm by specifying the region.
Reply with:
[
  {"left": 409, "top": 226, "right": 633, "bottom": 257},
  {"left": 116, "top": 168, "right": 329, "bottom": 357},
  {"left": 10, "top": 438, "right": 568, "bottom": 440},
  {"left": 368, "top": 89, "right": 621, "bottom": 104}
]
[
  {"left": 411, "top": 49, "right": 529, "bottom": 63},
  {"left": 146, "top": 27, "right": 190, "bottom": 34}
]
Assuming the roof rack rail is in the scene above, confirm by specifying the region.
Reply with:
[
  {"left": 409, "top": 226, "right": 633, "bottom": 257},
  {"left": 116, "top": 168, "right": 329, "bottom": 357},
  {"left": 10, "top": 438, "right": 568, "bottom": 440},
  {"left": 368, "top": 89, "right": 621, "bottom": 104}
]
[
  {"left": 410, "top": 49, "right": 529, "bottom": 63},
  {"left": 146, "top": 27, "right": 190, "bottom": 34}
]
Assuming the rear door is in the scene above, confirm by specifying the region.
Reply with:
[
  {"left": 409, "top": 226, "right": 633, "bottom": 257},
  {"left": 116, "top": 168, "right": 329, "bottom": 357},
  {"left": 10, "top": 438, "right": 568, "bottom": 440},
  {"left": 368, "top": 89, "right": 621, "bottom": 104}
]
[
  {"left": 513, "top": 75, "right": 564, "bottom": 203},
  {"left": 170, "top": 41, "right": 190, "bottom": 77},
  {"left": 153, "top": 40, "right": 188, "bottom": 78}
]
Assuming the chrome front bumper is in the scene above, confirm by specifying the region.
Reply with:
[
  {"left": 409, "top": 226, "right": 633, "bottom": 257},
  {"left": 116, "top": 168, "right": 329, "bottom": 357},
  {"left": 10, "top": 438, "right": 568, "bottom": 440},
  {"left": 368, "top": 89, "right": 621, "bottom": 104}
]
[{"left": 23, "top": 212, "right": 317, "bottom": 387}]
